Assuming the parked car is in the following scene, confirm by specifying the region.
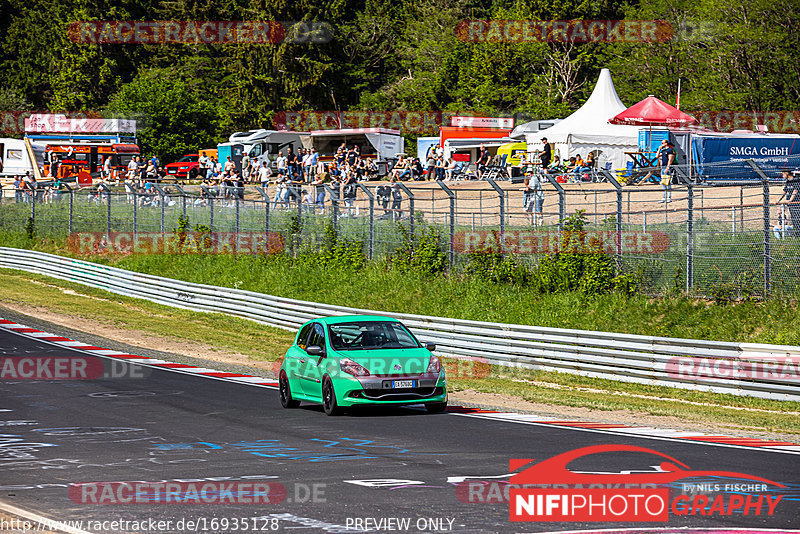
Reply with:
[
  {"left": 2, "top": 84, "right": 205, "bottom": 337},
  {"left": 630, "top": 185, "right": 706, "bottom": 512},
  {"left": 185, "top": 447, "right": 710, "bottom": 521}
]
[
  {"left": 279, "top": 315, "right": 447, "bottom": 415},
  {"left": 165, "top": 154, "right": 200, "bottom": 180}
]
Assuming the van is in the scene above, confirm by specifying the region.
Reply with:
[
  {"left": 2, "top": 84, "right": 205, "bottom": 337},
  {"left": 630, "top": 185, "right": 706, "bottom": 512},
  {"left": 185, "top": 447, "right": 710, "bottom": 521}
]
[{"left": 496, "top": 142, "right": 528, "bottom": 166}]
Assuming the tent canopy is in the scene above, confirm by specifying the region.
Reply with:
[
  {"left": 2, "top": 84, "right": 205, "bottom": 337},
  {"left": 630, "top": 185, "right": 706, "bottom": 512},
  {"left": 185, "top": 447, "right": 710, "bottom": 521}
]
[
  {"left": 610, "top": 96, "right": 697, "bottom": 126},
  {"left": 523, "top": 68, "right": 640, "bottom": 168}
]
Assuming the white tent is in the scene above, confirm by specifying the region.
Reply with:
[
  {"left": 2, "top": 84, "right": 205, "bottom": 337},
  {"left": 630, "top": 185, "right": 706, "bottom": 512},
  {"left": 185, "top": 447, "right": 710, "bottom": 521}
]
[{"left": 524, "top": 68, "right": 640, "bottom": 170}]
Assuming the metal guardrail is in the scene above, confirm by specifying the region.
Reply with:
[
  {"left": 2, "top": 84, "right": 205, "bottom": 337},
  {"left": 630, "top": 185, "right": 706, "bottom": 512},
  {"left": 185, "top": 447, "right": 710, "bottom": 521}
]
[{"left": 1, "top": 247, "right": 798, "bottom": 401}]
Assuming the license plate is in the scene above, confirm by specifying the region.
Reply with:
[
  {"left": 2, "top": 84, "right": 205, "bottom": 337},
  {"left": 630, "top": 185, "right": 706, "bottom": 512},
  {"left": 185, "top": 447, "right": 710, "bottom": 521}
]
[
  {"left": 168, "top": 169, "right": 176, "bottom": 173},
  {"left": 392, "top": 380, "right": 414, "bottom": 388}
]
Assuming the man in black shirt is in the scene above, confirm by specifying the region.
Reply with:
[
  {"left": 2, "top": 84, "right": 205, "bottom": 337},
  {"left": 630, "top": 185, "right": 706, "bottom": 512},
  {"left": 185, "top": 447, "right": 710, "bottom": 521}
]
[
  {"left": 657, "top": 140, "right": 676, "bottom": 203},
  {"left": 780, "top": 169, "right": 800, "bottom": 236},
  {"left": 539, "top": 137, "right": 551, "bottom": 171}
]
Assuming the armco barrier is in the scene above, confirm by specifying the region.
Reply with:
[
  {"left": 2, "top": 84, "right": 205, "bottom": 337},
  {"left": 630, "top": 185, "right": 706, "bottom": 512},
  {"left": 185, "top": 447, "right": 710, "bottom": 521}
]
[{"left": 1, "top": 247, "right": 799, "bottom": 401}]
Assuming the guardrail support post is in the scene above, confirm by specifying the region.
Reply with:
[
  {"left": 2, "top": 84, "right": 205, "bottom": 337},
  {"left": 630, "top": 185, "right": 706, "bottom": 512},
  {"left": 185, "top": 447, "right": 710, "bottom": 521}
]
[
  {"left": 394, "top": 181, "right": 416, "bottom": 236},
  {"left": 357, "top": 183, "right": 375, "bottom": 260},
  {"left": 486, "top": 178, "right": 505, "bottom": 246},
  {"left": 747, "top": 160, "right": 771, "bottom": 296},
  {"left": 235, "top": 194, "right": 241, "bottom": 234},
  {"left": 437, "top": 180, "right": 456, "bottom": 266}
]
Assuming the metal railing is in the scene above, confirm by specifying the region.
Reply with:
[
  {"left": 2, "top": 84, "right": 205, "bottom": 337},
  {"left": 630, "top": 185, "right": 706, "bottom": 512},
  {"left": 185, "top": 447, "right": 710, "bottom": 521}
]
[
  {"left": 1, "top": 158, "right": 799, "bottom": 297},
  {"left": 1, "top": 246, "right": 797, "bottom": 402}
]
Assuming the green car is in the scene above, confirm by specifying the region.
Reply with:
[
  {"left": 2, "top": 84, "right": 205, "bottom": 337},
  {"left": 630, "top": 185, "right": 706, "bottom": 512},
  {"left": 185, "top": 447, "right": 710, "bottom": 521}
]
[{"left": 278, "top": 315, "right": 448, "bottom": 415}]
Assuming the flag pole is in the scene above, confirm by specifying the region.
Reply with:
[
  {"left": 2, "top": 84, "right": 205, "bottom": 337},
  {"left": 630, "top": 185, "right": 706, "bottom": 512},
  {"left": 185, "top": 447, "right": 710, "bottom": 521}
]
[{"left": 676, "top": 78, "right": 682, "bottom": 110}]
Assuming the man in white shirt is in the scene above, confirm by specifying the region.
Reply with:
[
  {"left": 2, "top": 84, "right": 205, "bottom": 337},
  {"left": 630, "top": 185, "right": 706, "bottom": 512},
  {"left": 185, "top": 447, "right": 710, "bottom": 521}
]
[
  {"left": 276, "top": 151, "right": 287, "bottom": 175},
  {"left": 224, "top": 156, "right": 235, "bottom": 174}
]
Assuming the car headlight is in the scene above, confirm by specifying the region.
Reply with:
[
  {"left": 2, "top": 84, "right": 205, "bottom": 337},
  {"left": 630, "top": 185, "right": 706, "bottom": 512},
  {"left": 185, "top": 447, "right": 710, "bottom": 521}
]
[
  {"left": 340, "top": 358, "right": 370, "bottom": 377},
  {"left": 426, "top": 354, "right": 441, "bottom": 375}
]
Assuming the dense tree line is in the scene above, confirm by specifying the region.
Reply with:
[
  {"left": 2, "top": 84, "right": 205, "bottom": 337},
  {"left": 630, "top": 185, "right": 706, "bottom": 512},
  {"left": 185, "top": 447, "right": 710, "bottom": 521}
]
[{"left": 1, "top": 0, "right": 799, "bottom": 161}]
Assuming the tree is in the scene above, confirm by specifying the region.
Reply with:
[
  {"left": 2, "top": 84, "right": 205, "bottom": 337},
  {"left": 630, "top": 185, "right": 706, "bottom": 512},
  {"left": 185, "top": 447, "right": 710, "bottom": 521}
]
[{"left": 105, "top": 68, "right": 223, "bottom": 162}]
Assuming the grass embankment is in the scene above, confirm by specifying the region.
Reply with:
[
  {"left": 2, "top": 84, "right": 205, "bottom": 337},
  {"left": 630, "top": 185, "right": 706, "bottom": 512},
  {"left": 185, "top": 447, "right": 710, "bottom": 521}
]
[{"left": 1, "top": 241, "right": 799, "bottom": 435}]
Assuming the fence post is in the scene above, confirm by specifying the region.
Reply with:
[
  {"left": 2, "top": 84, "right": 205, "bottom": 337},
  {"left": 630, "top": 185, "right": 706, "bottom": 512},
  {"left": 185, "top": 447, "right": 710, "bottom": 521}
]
[
  {"left": 30, "top": 183, "right": 36, "bottom": 223},
  {"left": 256, "top": 186, "right": 270, "bottom": 237},
  {"left": 746, "top": 160, "right": 771, "bottom": 295},
  {"left": 235, "top": 192, "right": 241, "bottom": 234},
  {"left": 394, "top": 181, "right": 416, "bottom": 235},
  {"left": 97, "top": 183, "right": 112, "bottom": 239},
  {"left": 357, "top": 183, "right": 375, "bottom": 260},
  {"left": 201, "top": 185, "right": 215, "bottom": 231},
  {"left": 436, "top": 180, "right": 456, "bottom": 266},
  {"left": 153, "top": 183, "right": 167, "bottom": 235},
  {"left": 486, "top": 178, "right": 505, "bottom": 246},
  {"left": 174, "top": 185, "right": 187, "bottom": 220},
  {"left": 601, "top": 170, "right": 624, "bottom": 264},
  {"left": 678, "top": 173, "right": 694, "bottom": 291},
  {"left": 544, "top": 174, "right": 565, "bottom": 231},
  {"left": 62, "top": 183, "right": 73, "bottom": 235},
  {"left": 323, "top": 184, "right": 340, "bottom": 233},
  {"left": 133, "top": 187, "right": 138, "bottom": 236}
]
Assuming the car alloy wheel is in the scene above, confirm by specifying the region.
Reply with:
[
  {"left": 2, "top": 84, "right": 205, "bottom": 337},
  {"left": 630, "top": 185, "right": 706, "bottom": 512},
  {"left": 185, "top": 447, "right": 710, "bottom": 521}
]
[
  {"left": 279, "top": 373, "right": 300, "bottom": 408},
  {"left": 322, "top": 378, "right": 341, "bottom": 416}
]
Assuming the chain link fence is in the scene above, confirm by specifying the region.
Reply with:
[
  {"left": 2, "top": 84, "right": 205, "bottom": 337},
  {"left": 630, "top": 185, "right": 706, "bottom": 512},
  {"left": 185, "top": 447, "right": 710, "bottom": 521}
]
[{"left": 1, "top": 160, "right": 799, "bottom": 298}]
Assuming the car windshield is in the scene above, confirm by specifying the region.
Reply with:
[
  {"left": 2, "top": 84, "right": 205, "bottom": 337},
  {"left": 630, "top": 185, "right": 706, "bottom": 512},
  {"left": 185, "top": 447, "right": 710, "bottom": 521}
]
[
  {"left": 328, "top": 321, "right": 420, "bottom": 351},
  {"left": 180, "top": 156, "right": 198, "bottom": 162}
]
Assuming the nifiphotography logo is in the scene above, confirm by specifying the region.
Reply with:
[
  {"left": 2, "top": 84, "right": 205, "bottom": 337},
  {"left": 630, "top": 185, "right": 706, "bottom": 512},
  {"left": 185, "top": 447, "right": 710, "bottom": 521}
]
[{"left": 508, "top": 445, "right": 785, "bottom": 522}]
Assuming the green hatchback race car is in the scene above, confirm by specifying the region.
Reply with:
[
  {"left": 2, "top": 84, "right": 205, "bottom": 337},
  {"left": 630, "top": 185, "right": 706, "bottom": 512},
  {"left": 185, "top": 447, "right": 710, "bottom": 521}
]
[{"left": 278, "top": 315, "right": 448, "bottom": 415}]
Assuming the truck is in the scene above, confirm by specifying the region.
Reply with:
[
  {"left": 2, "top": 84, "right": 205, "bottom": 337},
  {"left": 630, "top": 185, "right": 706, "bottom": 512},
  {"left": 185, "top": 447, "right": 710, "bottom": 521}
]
[
  {"left": 217, "top": 130, "right": 309, "bottom": 173},
  {"left": 691, "top": 133, "right": 800, "bottom": 182},
  {"left": 308, "top": 128, "right": 403, "bottom": 164}
]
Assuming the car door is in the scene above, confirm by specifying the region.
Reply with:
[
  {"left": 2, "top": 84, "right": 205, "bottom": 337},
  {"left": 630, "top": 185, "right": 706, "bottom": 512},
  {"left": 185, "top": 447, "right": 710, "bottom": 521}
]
[
  {"left": 299, "top": 322, "right": 327, "bottom": 399},
  {"left": 284, "top": 323, "right": 313, "bottom": 396}
]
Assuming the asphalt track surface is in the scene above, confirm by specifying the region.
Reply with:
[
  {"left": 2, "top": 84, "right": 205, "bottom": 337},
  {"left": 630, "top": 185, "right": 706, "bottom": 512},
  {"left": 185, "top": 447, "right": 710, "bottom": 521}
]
[{"left": 1, "top": 319, "right": 799, "bottom": 534}]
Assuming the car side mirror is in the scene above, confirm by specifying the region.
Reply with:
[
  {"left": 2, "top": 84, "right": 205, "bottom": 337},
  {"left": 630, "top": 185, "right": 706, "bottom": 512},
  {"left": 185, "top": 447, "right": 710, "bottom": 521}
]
[
  {"left": 306, "top": 345, "right": 324, "bottom": 357},
  {"left": 425, "top": 342, "right": 436, "bottom": 352}
]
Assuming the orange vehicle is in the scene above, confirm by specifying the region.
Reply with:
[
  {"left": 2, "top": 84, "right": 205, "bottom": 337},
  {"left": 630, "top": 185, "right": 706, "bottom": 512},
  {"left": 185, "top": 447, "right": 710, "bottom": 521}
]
[{"left": 44, "top": 142, "right": 141, "bottom": 182}]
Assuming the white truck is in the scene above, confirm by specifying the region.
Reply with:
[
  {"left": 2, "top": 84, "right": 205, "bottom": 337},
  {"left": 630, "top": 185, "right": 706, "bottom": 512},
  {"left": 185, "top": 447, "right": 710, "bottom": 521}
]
[{"left": 217, "top": 130, "right": 310, "bottom": 173}]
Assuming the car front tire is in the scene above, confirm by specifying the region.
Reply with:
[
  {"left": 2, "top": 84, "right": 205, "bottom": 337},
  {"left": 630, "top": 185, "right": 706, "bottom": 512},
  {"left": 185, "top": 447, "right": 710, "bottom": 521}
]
[
  {"left": 279, "top": 372, "right": 300, "bottom": 408},
  {"left": 322, "top": 378, "right": 342, "bottom": 416}
]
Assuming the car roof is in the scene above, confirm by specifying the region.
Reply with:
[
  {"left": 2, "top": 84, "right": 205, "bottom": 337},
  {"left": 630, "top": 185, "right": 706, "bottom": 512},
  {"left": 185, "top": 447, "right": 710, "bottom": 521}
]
[{"left": 313, "top": 315, "right": 400, "bottom": 326}]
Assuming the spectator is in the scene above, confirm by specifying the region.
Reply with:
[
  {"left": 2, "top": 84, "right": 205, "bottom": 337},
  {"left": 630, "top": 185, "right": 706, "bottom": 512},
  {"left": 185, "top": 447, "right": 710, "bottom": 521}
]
[
  {"left": 657, "top": 140, "right": 675, "bottom": 203},
  {"left": 224, "top": 156, "right": 235, "bottom": 175},
  {"left": 411, "top": 158, "right": 424, "bottom": 181},
  {"left": 307, "top": 148, "right": 319, "bottom": 181},
  {"left": 539, "top": 137, "right": 551, "bottom": 173},
  {"left": 435, "top": 155, "right": 446, "bottom": 181},
  {"left": 391, "top": 156, "right": 411, "bottom": 181},
  {"left": 241, "top": 152, "right": 251, "bottom": 182},
  {"left": 198, "top": 151, "right": 209, "bottom": 179},
  {"left": 342, "top": 171, "right": 358, "bottom": 216},
  {"left": 477, "top": 144, "right": 490, "bottom": 179},
  {"left": 13, "top": 175, "right": 23, "bottom": 203},
  {"left": 445, "top": 158, "right": 456, "bottom": 181},
  {"left": 376, "top": 182, "right": 391, "bottom": 219},
  {"left": 523, "top": 172, "right": 544, "bottom": 226},
  {"left": 286, "top": 147, "right": 299, "bottom": 181},
  {"left": 390, "top": 177, "right": 403, "bottom": 219},
  {"left": 259, "top": 162, "right": 270, "bottom": 188},
  {"left": 311, "top": 170, "right": 326, "bottom": 211},
  {"left": 276, "top": 150, "right": 287, "bottom": 176},
  {"left": 426, "top": 152, "right": 436, "bottom": 180},
  {"left": 779, "top": 169, "right": 800, "bottom": 236}
]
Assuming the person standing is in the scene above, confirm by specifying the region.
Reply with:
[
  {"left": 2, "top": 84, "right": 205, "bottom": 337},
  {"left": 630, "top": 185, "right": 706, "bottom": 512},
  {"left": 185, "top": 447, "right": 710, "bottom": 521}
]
[
  {"left": 539, "top": 137, "right": 551, "bottom": 173},
  {"left": 241, "top": 152, "right": 251, "bottom": 182},
  {"left": 779, "top": 169, "right": 800, "bottom": 236},
  {"left": 476, "top": 144, "right": 490, "bottom": 179},
  {"left": 657, "top": 140, "right": 675, "bottom": 203},
  {"left": 13, "top": 175, "right": 23, "bottom": 203}
]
